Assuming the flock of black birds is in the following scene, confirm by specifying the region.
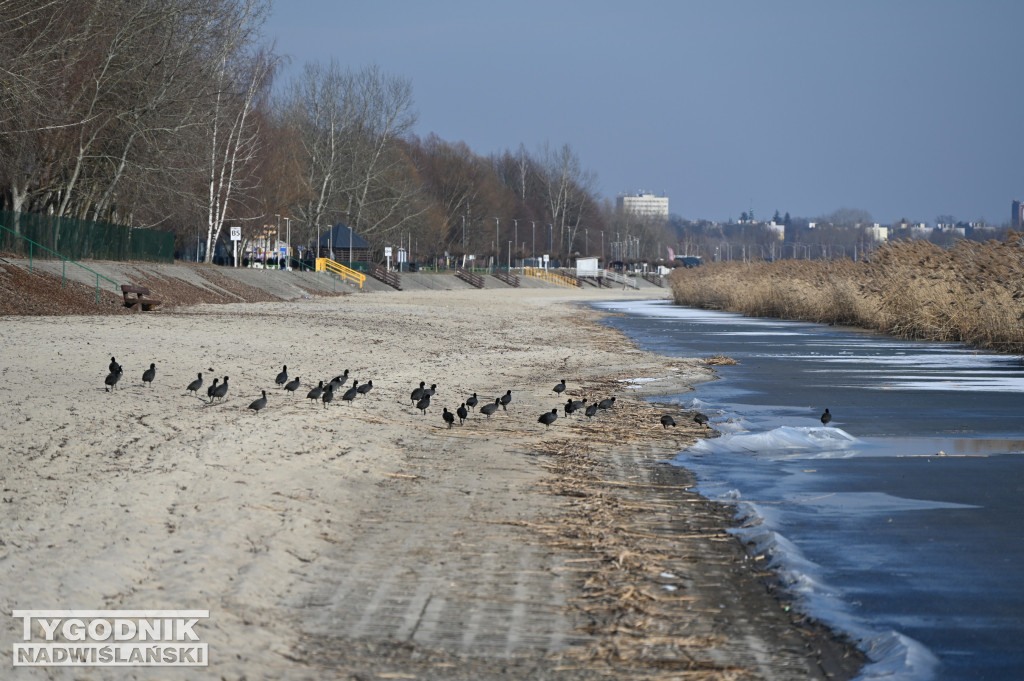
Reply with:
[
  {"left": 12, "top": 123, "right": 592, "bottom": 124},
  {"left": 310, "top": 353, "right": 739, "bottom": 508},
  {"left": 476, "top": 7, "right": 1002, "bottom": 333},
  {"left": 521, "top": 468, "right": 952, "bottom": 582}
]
[{"left": 103, "top": 357, "right": 833, "bottom": 432}]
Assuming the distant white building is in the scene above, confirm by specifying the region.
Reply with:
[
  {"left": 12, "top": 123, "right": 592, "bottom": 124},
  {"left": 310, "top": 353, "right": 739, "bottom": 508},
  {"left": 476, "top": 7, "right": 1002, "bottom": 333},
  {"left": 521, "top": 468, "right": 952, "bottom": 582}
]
[
  {"left": 869, "top": 223, "right": 889, "bottom": 242},
  {"left": 617, "top": 191, "right": 669, "bottom": 219}
]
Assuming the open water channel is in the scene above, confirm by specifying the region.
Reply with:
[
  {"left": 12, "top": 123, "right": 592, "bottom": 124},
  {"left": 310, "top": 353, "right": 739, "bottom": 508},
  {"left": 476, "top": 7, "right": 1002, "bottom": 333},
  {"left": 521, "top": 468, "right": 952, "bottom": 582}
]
[{"left": 593, "top": 299, "right": 1024, "bottom": 681}]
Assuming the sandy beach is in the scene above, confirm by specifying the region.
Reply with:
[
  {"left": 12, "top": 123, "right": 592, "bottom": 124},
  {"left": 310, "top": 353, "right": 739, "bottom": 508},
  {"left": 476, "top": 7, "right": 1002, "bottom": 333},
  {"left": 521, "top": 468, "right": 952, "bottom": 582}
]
[{"left": 0, "top": 284, "right": 863, "bottom": 680}]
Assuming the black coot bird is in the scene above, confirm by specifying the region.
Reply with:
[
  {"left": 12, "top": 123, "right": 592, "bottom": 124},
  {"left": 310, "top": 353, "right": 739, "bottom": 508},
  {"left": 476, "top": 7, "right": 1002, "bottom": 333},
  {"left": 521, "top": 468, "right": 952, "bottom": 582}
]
[
  {"left": 693, "top": 412, "right": 710, "bottom": 429},
  {"left": 321, "top": 384, "right": 334, "bottom": 408},
  {"left": 206, "top": 377, "right": 219, "bottom": 401},
  {"left": 342, "top": 380, "right": 359, "bottom": 403},
  {"left": 357, "top": 380, "right": 374, "bottom": 396},
  {"left": 248, "top": 390, "right": 267, "bottom": 415},
  {"left": 425, "top": 383, "right": 437, "bottom": 398},
  {"left": 466, "top": 393, "right": 479, "bottom": 411},
  {"left": 820, "top": 408, "right": 832, "bottom": 426},
  {"left": 109, "top": 357, "right": 121, "bottom": 374},
  {"left": 411, "top": 381, "right": 426, "bottom": 403},
  {"left": 104, "top": 366, "right": 123, "bottom": 392},
  {"left": 499, "top": 389, "right": 512, "bottom": 411},
  {"left": 660, "top": 414, "right": 676, "bottom": 429},
  {"left": 416, "top": 394, "right": 431, "bottom": 415},
  {"left": 570, "top": 397, "right": 586, "bottom": 414},
  {"left": 306, "top": 380, "right": 324, "bottom": 404},
  {"left": 275, "top": 365, "right": 288, "bottom": 387},
  {"left": 142, "top": 362, "right": 156, "bottom": 388},
  {"left": 329, "top": 371, "right": 349, "bottom": 391},
  {"left": 598, "top": 396, "right": 616, "bottom": 410},
  {"left": 186, "top": 372, "right": 203, "bottom": 396},
  {"left": 553, "top": 379, "right": 566, "bottom": 395},
  {"left": 284, "top": 377, "right": 301, "bottom": 396},
  {"left": 456, "top": 403, "right": 468, "bottom": 425},
  {"left": 584, "top": 403, "right": 598, "bottom": 419},
  {"left": 538, "top": 408, "right": 558, "bottom": 428},
  {"left": 564, "top": 398, "right": 576, "bottom": 418},
  {"left": 442, "top": 407, "right": 455, "bottom": 429},
  {"left": 480, "top": 398, "right": 500, "bottom": 419},
  {"left": 211, "top": 376, "right": 229, "bottom": 403}
]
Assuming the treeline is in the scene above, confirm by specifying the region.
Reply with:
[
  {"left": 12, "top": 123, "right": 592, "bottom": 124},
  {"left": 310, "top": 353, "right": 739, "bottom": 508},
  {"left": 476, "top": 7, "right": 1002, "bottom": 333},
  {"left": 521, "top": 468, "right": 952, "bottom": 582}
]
[
  {"left": 0, "top": 0, "right": 673, "bottom": 264},
  {"left": 670, "top": 236, "right": 1024, "bottom": 353}
]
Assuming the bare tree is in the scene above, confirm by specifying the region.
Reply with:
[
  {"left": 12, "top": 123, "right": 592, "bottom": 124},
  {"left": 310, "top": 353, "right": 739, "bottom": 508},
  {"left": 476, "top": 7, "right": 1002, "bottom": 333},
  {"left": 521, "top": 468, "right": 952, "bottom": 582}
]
[
  {"left": 539, "top": 142, "right": 596, "bottom": 256},
  {"left": 202, "top": 0, "right": 277, "bottom": 263},
  {"left": 283, "top": 62, "right": 424, "bottom": 249},
  {"left": 338, "top": 65, "right": 423, "bottom": 241}
]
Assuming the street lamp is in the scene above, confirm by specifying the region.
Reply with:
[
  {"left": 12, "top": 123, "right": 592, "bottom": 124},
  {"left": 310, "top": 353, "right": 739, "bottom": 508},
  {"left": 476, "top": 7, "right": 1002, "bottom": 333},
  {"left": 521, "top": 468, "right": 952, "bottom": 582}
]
[
  {"left": 513, "top": 219, "right": 518, "bottom": 265},
  {"left": 530, "top": 221, "right": 536, "bottom": 261},
  {"left": 494, "top": 217, "right": 500, "bottom": 268}
]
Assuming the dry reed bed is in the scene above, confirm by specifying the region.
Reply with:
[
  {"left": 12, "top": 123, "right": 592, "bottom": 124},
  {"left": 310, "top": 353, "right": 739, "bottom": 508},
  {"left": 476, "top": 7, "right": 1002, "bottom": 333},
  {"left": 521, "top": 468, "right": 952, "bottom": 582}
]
[{"left": 670, "top": 237, "right": 1024, "bottom": 353}]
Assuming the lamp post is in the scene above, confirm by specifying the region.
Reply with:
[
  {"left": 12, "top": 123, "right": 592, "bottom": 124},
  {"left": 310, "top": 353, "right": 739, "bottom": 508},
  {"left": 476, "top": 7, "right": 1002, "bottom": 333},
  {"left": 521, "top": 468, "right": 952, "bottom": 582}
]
[
  {"left": 494, "top": 217, "right": 500, "bottom": 269},
  {"left": 285, "top": 217, "right": 290, "bottom": 269},
  {"left": 462, "top": 214, "right": 466, "bottom": 251},
  {"left": 530, "top": 221, "right": 536, "bottom": 261},
  {"left": 513, "top": 219, "right": 518, "bottom": 266},
  {"left": 274, "top": 214, "right": 280, "bottom": 268}
]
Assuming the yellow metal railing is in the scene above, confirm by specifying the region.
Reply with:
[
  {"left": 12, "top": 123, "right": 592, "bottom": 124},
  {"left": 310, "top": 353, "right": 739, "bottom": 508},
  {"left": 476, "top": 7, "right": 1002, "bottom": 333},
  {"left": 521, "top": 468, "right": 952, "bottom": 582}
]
[
  {"left": 316, "top": 257, "right": 366, "bottom": 289},
  {"left": 523, "top": 266, "right": 578, "bottom": 289}
]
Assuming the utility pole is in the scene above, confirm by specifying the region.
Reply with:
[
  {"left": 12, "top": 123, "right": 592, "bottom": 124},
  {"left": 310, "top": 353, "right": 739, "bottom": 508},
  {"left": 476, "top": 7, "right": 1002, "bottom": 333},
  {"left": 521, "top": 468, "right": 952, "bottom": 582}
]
[{"left": 513, "top": 219, "right": 518, "bottom": 264}]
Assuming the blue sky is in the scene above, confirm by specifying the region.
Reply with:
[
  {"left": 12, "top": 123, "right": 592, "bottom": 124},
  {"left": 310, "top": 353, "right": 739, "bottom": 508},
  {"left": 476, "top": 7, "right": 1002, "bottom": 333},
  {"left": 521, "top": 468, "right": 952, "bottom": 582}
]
[{"left": 266, "top": 1, "right": 1024, "bottom": 225}]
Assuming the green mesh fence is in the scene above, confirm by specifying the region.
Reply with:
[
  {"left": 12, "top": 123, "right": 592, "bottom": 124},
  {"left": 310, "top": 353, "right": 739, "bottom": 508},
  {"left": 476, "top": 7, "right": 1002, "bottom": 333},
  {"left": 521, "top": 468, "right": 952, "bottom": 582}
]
[{"left": 0, "top": 210, "right": 174, "bottom": 263}]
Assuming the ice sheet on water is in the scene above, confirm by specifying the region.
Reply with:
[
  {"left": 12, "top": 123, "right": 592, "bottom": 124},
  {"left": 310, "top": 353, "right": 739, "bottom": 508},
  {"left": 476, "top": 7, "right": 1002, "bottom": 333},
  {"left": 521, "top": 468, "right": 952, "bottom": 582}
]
[
  {"left": 688, "top": 425, "right": 859, "bottom": 458},
  {"left": 727, "top": 500, "right": 942, "bottom": 681},
  {"left": 882, "top": 375, "right": 1024, "bottom": 392}
]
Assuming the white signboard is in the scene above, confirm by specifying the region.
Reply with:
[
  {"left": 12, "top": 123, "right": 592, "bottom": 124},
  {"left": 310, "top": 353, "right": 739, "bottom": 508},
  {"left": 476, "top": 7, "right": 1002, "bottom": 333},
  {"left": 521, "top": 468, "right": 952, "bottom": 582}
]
[
  {"left": 384, "top": 246, "right": 393, "bottom": 257},
  {"left": 230, "top": 226, "right": 241, "bottom": 241},
  {"left": 576, "top": 256, "right": 598, "bottom": 274}
]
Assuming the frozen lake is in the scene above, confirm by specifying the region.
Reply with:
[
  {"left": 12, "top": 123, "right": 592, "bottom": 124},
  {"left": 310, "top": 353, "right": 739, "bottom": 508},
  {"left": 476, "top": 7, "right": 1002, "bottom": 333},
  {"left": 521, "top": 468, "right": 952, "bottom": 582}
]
[{"left": 594, "top": 299, "right": 1024, "bottom": 681}]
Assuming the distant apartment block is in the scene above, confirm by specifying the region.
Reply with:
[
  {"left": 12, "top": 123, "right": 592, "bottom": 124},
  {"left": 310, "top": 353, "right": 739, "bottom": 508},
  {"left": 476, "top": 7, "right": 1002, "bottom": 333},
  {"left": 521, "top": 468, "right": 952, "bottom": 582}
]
[
  {"left": 617, "top": 191, "right": 669, "bottom": 219},
  {"left": 1013, "top": 200, "right": 1024, "bottom": 229}
]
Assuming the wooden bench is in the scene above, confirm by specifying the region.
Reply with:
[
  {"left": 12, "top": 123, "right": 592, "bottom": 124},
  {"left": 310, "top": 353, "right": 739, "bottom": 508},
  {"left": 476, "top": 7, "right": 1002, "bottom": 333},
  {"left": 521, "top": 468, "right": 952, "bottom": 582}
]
[{"left": 121, "top": 284, "right": 162, "bottom": 312}]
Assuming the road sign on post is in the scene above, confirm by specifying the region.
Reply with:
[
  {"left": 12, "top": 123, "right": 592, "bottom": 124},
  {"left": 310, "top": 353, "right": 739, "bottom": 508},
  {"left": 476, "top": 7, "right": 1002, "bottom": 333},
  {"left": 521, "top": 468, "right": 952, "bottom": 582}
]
[
  {"left": 230, "top": 227, "right": 241, "bottom": 267},
  {"left": 385, "top": 246, "right": 393, "bottom": 271}
]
